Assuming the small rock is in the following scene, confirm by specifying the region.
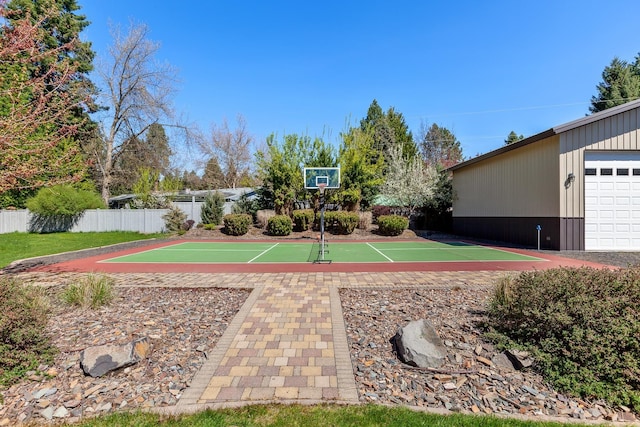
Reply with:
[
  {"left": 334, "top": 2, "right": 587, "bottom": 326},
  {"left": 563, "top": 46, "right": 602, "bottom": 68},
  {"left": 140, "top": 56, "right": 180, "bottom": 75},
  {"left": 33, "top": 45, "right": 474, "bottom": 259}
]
[
  {"left": 40, "top": 406, "right": 54, "bottom": 421},
  {"left": 476, "top": 356, "right": 492, "bottom": 366},
  {"left": 33, "top": 388, "right": 57, "bottom": 399},
  {"left": 491, "top": 353, "right": 515, "bottom": 371},
  {"left": 53, "top": 406, "right": 70, "bottom": 418}
]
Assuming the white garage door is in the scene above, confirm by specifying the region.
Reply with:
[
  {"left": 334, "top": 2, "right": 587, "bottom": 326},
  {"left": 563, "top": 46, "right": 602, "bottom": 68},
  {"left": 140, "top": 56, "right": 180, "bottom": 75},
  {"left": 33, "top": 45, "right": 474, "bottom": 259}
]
[{"left": 584, "top": 152, "right": 640, "bottom": 251}]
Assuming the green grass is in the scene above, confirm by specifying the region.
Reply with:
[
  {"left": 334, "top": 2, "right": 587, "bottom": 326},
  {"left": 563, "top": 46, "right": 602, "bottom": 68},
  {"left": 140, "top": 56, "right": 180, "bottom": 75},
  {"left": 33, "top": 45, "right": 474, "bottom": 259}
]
[
  {"left": 0, "top": 231, "right": 164, "bottom": 268},
  {"left": 70, "top": 404, "right": 591, "bottom": 427}
]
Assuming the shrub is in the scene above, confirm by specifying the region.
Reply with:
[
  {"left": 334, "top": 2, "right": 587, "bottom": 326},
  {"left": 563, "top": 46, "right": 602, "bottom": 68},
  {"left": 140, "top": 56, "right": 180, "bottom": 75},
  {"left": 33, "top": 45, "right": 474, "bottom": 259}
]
[
  {"left": 223, "top": 214, "right": 252, "bottom": 236},
  {"left": 339, "top": 188, "right": 361, "bottom": 211},
  {"left": 267, "top": 215, "right": 293, "bottom": 236},
  {"left": 162, "top": 205, "right": 187, "bottom": 233},
  {"left": 318, "top": 210, "right": 338, "bottom": 232},
  {"left": 334, "top": 211, "right": 359, "bottom": 235},
  {"left": 26, "top": 184, "right": 105, "bottom": 216},
  {"left": 231, "top": 193, "right": 259, "bottom": 219},
  {"left": 256, "top": 210, "right": 275, "bottom": 229},
  {"left": 61, "top": 274, "right": 115, "bottom": 309},
  {"left": 201, "top": 191, "right": 225, "bottom": 226},
  {"left": 182, "top": 219, "right": 195, "bottom": 231},
  {"left": 0, "top": 277, "right": 55, "bottom": 386},
  {"left": 292, "top": 209, "right": 315, "bottom": 231},
  {"left": 486, "top": 267, "right": 640, "bottom": 411},
  {"left": 203, "top": 223, "right": 217, "bottom": 231},
  {"left": 377, "top": 214, "right": 409, "bottom": 236},
  {"left": 371, "top": 205, "right": 392, "bottom": 223},
  {"left": 358, "top": 211, "right": 372, "bottom": 230}
]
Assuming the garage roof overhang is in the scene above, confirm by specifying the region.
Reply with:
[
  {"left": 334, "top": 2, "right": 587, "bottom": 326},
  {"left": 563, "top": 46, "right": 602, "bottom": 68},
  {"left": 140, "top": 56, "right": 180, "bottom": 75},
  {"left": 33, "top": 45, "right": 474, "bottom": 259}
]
[{"left": 447, "top": 98, "right": 640, "bottom": 172}]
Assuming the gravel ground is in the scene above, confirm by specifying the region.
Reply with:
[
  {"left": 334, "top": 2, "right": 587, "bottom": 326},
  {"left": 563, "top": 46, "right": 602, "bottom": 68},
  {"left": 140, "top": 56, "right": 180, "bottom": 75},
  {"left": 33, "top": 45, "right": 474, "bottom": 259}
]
[
  {"left": 2, "top": 233, "right": 639, "bottom": 424},
  {"left": 340, "top": 286, "right": 636, "bottom": 423},
  {"left": 0, "top": 284, "right": 250, "bottom": 425}
]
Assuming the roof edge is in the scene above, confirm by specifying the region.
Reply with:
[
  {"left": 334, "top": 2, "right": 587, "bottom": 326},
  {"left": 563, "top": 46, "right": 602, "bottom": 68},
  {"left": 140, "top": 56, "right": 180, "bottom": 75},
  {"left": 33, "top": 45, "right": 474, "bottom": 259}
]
[
  {"left": 448, "top": 98, "right": 640, "bottom": 172},
  {"left": 447, "top": 128, "right": 555, "bottom": 171}
]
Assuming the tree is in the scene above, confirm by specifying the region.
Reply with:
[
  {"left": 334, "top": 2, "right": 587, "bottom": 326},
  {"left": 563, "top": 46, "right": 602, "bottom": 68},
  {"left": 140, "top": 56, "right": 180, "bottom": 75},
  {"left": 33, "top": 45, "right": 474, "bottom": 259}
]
[
  {"left": 418, "top": 122, "right": 463, "bottom": 168},
  {"left": 255, "top": 134, "right": 307, "bottom": 215},
  {"left": 181, "top": 170, "right": 204, "bottom": 190},
  {"left": 6, "top": 0, "right": 98, "bottom": 142},
  {"left": 111, "top": 123, "right": 172, "bottom": 194},
  {"left": 0, "top": 4, "right": 88, "bottom": 195},
  {"left": 359, "top": 99, "right": 418, "bottom": 168},
  {"left": 198, "top": 115, "right": 254, "bottom": 189},
  {"left": 338, "top": 126, "right": 385, "bottom": 210},
  {"left": 379, "top": 145, "right": 438, "bottom": 217},
  {"left": 504, "top": 131, "right": 524, "bottom": 145},
  {"left": 386, "top": 107, "right": 418, "bottom": 160},
  {"left": 202, "top": 157, "right": 225, "bottom": 189},
  {"left": 91, "top": 22, "right": 178, "bottom": 204},
  {"left": 590, "top": 56, "right": 640, "bottom": 113}
]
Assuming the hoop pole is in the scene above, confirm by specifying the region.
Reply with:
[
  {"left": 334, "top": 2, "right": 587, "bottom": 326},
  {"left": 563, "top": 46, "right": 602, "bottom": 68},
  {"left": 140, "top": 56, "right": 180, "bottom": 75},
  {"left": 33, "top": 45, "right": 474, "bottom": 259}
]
[{"left": 319, "top": 184, "right": 326, "bottom": 261}]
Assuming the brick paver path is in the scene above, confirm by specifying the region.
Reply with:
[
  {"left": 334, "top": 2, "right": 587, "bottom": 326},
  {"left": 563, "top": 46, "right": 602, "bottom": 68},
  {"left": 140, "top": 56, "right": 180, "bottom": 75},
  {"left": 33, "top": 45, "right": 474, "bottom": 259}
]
[{"left": 164, "top": 271, "right": 505, "bottom": 410}]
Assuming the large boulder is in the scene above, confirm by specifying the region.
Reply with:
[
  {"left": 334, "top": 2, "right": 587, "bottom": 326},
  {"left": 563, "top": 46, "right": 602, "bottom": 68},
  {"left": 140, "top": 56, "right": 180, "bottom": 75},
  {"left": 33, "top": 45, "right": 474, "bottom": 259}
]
[
  {"left": 80, "top": 337, "right": 150, "bottom": 377},
  {"left": 392, "top": 319, "right": 447, "bottom": 368}
]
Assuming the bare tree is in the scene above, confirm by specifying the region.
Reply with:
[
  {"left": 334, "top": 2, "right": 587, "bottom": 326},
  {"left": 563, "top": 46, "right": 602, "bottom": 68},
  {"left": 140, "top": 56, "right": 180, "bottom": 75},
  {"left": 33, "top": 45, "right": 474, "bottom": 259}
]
[
  {"left": 198, "top": 115, "right": 254, "bottom": 189},
  {"left": 92, "top": 21, "right": 178, "bottom": 203}
]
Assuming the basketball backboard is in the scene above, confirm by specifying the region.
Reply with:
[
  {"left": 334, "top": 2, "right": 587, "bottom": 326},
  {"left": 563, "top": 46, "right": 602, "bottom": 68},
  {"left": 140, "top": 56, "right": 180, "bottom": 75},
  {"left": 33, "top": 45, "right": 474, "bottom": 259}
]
[{"left": 303, "top": 167, "right": 340, "bottom": 189}]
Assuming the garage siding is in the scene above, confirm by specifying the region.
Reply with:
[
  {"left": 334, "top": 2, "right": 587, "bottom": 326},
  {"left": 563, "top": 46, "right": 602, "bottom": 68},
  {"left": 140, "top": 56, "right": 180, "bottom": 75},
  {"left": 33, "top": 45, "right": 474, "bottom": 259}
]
[
  {"left": 453, "top": 135, "right": 560, "bottom": 217},
  {"left": 559, "top": 107, "right": 640, "bottom": 218}
]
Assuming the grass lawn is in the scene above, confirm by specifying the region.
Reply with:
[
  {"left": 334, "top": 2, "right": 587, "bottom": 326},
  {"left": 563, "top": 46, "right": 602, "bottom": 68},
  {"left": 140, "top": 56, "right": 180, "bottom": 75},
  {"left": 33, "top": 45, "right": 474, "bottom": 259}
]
[
  {"left": 0, "top": 231, "right": 164, "bottom": 268},
  {"left": 72, "top": 404, "right": 589, "bottom": 427}
]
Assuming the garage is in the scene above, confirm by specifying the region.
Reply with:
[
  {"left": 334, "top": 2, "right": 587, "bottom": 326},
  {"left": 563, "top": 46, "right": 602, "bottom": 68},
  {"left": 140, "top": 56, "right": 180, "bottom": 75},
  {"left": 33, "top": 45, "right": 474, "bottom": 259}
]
[
  {"left": 449, "top": 98, "right": 640, "bottom": 251},
  {"left": 584, "top": 151, "right": 640, "bottom": 250}
]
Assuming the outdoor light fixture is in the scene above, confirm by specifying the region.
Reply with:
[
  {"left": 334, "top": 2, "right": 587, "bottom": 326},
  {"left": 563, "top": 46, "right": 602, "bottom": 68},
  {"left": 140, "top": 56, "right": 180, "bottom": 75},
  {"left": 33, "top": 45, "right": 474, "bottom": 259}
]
[{"left": 564, "top": 172, "right": 575, "bottom": 189}]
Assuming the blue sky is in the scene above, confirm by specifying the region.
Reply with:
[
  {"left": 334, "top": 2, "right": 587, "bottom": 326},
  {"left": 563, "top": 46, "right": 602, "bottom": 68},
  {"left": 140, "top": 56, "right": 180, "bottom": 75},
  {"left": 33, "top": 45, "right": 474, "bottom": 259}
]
[{"left": 79, "top": 0, "right": 640, "bottom": 165}]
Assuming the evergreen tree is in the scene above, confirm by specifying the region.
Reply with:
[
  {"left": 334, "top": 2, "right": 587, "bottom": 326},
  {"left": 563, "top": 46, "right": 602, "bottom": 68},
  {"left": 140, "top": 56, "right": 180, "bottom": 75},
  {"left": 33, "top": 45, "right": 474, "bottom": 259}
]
[
  {"left": 504, "top": 131, "right": 524, "bottom": 145},
  {"left": 418, "top": 122, "right": 463, "bottom": 168},
  {"left": 7, "top": 0, "right": 98, "bottom": 138},
  {"left": 202, "top": 157, "right": 225, "bottom": 189},
  {"left": 0, "top": 4, "right": 88, "bottom": 198},
  {"left": 590, "top": 56, "right": 640, "bottom": 113}
]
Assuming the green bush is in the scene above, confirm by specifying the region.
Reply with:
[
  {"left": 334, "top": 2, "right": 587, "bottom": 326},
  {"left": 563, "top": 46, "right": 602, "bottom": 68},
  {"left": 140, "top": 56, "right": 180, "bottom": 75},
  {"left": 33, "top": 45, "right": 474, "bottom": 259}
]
[
  {"left": 292, "top": 209, "right": 315, "bottom": 231},
  {"left": 334, "top": 211, "right": 359, "bottom": 235},
  {"left": 377, "top": 214, "right": 408, "bottom": 236},
  {"left": 223, "top": 214, "right": 252, "bottom": 236},
  {"left": 267, "top": 215, "right": 293, "bottom": 236},
  {"left": 162, "top": 205, "right": 187, "bottom": 233},
  {"left": 320, "top": 211, "right": 338, "bottom": 232},
  {"left": 0, "top": 277, "right": 55, "bottom": 386},
  {"left": 201, "top": 191, "right": 225, "bottom": 226},
  {"left": 231, "top": 194, "right": 259, "bottom": 219},
  {"left": 62, "top": 274, "right": 115, "bottom": 309},
  {"left": 26, "top": 184, "right": 105, "bottom": 216},
  {"left": 486, "top": 267, "right": 640, "bottom": 411}
]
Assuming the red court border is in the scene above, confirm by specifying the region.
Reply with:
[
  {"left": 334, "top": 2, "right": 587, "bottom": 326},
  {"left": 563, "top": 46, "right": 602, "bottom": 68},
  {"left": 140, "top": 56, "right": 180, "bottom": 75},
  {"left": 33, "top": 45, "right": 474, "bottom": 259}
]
[{"left": 30, "top": 239, "right": 614, "bottom": 274}]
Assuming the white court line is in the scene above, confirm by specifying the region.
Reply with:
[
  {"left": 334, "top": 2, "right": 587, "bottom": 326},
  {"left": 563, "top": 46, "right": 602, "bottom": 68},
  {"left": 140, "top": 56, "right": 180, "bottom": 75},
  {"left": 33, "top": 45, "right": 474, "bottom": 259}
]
[
  {"left": 247, "top": 243, "right": 279, "bottom": 263},
  {"left": 366, "top": 242, "right": 394, "bottom": 262}
]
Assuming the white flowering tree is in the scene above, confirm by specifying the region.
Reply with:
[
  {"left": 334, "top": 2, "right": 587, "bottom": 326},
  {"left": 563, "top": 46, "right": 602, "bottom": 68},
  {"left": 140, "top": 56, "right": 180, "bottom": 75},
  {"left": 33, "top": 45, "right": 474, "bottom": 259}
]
[{"left": 380, "top": 145, "right": 438, "bottom": 217}]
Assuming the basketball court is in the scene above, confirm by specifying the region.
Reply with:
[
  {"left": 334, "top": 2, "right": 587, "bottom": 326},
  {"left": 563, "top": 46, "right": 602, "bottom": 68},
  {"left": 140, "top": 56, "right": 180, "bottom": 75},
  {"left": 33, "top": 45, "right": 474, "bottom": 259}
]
[
  {"left": 33, "top": 238, "right": 610, "bottom": 274},
  {"left": 26, "top": 166, "right": 613, "bottom": 274}
]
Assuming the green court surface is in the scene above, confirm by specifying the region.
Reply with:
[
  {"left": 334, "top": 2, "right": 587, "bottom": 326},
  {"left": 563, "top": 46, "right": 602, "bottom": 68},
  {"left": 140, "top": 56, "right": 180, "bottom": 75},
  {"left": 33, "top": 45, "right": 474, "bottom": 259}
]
[{"left": 102, "top": 241, "right": 542, "bottom": 264}]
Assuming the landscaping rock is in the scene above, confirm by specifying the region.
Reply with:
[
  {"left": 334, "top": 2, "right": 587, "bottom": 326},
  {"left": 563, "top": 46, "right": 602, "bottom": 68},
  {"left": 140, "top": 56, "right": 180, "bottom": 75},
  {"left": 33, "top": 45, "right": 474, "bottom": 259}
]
[
  {"left": 391, "top": 319, "right": 447, "bottom": 368},
  {"left": 80, "top": 337, "right": 151, "bottom": 378}
]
